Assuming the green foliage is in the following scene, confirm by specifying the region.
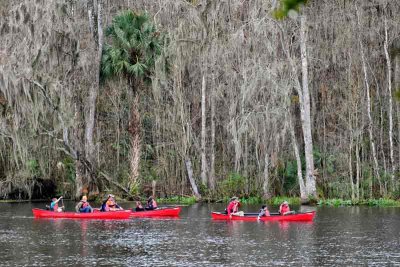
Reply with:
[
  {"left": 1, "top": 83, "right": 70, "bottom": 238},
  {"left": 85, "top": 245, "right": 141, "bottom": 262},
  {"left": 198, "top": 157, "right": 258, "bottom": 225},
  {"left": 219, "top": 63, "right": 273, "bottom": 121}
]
[
  {"left": 157, "top": 196, "right": 197, "bottom": 204},
  {"left": 26, "top": 159, "right": 41, "bottom": 177},
  {"left": 281, "top": 160, "right": 299, "bottom": 194},
  {"left": 129, "top": 181, "right": 140, "bottom": 196},
  {"left": 274, "top": 0, "right": 308, "bottom": 19},
  {"left": 140, "top": 159, "right": 159, "bottom": 183},
  {"left": 363, "top": 198, "right": 400, "bottom": 207},
  {"left": 317, "top": 198, "right": 400, "bottom": 207},
  {"left": 394, "top": 89, "right": 400, "bottom": 102},
  {"left": 62, "top": 157, "right": 76, "bottom": 183},
  {"left": 101, "top": 10, "right": 163, "bottom": 82},
  {"left": 219, "top": 173, "right": 247, "bottom": 198},
  {"left": 199, "top": 183, "right": 209, "bottom": 196},
  {"left": 266, "top": 196, "right": 301, "bottom": 206},
  {"left": 317, "top": 198, "right": 353, "bottom": 206},
  {"left": 391, "top": 186, "right": 400, "bottom": 200},
  {"left": 239, "top": 196, "right": 263, "bottom": 204}
]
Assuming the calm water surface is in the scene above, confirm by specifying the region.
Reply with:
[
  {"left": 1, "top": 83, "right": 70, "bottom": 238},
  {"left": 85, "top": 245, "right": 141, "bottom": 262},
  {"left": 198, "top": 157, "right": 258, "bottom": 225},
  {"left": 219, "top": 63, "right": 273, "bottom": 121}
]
[{"left": 0, "top": 202, "right": 399, "bottom": 266}]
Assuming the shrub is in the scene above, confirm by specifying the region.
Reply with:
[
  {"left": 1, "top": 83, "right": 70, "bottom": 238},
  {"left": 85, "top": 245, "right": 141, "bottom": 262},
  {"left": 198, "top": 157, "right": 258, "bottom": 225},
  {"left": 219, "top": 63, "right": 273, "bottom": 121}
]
[{"left": 219, "top": 172, "right": 246, "bottom": 198}]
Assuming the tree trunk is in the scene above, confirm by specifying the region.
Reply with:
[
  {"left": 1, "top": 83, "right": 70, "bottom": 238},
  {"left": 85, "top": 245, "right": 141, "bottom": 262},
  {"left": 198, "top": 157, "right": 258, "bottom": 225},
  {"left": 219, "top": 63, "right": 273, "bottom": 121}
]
[
  {"left": 128, "top": 94, "right": 141, "bottom": 192},
  {"left": 357, "top": 9, "right": 382, "bottom": 196},
  {"left": 209, "top": 75, "right": 216, "bottom": 191},
  {"left": 152, "top": 180, "right": 157, "bottom": 198},
  {"left": 299, "top": 15, "right": 316, "bottom": 198},
  {"left": 384, "top": 19, "right": 395, "bottom": 191},
  {"left": 201, "top": 75, "right": 208, "bottom": 186},
  {"left": 290, "top": 118, "right": 307, "bottom": 200},
  {"left": 349, "top": 112, "right": 355, "bottom": 201},
  {"left": 262, "top": 150, "right": 270, "bottom": 199},
  {"left": 396, "top": 51, "right": 400, "bottom": 188},
  {"left": 355, "top": 138, "right": 360, "bottom": 201},
  {"left": 83, "top": 0, "right": 103, "bottom": 196},
  {"left": 185, "top": 158, "right": 201, "bottom": 199}
]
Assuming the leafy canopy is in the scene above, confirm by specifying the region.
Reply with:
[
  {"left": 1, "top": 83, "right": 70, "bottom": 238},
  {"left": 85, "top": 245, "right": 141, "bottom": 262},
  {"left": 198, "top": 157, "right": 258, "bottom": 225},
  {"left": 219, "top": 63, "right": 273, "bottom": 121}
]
[{"left": 101, "top": 10, "right": 163, "bottom": 82}]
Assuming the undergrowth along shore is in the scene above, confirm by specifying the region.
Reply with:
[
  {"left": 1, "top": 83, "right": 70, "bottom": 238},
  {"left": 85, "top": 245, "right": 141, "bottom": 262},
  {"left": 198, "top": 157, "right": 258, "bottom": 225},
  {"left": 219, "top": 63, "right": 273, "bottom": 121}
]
[
  {"left": 157, "top": 196, "right": 400, "bottom": 207},
  {"left": 1, "top": 196, "right": 399, "bottom": 207},
  {"left": 317, "top": 198, "right": 400, "bottom": 207}
]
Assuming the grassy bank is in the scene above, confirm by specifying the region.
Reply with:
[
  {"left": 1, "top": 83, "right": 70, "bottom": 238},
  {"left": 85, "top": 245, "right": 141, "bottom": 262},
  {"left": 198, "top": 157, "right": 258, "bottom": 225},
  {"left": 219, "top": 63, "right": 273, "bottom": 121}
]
[
  {"left": 156, "top": 196, "right": 197, "bottom": 205},
  {"left": 317, "top": 198, "right": 400, "bottom": 207}
]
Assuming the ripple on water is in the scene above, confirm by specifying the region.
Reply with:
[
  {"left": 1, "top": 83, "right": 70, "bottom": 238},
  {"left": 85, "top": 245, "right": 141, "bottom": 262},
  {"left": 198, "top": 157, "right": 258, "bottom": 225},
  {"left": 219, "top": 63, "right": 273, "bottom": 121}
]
[{"left": 0, "top": 204, "right": 400, "bottom": 266}]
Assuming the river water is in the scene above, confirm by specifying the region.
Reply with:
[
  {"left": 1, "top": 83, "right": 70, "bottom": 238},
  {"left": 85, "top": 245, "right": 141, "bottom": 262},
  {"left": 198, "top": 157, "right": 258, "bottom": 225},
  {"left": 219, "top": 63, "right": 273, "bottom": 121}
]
[{"left": 0, "top": 202, "right": 399, "bottom": 266}]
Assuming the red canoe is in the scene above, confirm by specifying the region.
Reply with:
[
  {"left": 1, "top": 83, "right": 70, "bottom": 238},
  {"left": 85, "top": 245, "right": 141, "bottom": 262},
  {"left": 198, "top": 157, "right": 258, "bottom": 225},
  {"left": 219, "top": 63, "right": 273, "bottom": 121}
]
[
  {"left": 32, "top": 208, "right": 131, "bottom": 219},
  {"left": 211, "top": 211, "right": 315, "bottom": 222},
  {"left": 130, "top": 207, "right": 181, "bottom": 217}
]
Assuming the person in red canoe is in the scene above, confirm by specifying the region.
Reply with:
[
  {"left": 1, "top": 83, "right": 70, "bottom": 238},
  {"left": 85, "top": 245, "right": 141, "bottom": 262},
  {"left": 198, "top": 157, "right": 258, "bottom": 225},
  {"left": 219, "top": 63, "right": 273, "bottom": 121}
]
[
  {"left": 226, "top": 196, "right": 243, "bottom": 218},
  {"left": 50, "top": 196, "right": 64, "bottom": 212},
  {"left": 145, "top": 196, "right": 158, "bottom": 210},
  {"left": 135, "top": 201, "right": 145, "bottom": 212},
  {"left": 100, "top": 194, "right": 123, "bottom": 211},
  {"left": 279, "top": 201, "right": 294, "bottom": 215},
  {"left": 257, "top": 205, "right": 270, "bottom": 219},
  {"left": 75, "top": 195, "right": 93, "bottom": 213}
]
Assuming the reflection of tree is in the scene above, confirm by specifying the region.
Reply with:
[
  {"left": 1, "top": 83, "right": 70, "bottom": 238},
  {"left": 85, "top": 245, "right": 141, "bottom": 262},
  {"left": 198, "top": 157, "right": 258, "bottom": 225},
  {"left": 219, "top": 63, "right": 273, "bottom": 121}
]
[{"left": 80, "top": 220, "right": 88, "bottom": 257}]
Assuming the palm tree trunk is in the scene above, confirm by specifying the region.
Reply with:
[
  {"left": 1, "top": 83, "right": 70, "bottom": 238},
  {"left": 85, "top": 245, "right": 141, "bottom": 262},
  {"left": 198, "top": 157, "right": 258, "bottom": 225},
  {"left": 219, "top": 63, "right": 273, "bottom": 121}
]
[{"left": 128, "top": 94, "right": 141, "bottom": 192}]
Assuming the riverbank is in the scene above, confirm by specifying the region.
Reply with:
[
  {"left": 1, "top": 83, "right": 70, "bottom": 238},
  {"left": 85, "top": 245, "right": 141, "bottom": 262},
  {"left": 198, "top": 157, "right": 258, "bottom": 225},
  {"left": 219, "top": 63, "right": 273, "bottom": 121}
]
[
  {"left": 2, "top": 195, "right": 400, "bottom": 207},
  {"left": 317, "top": 198, "right": 400, "bottom": 207},
  {"left": 158, "top": 196, "right": 400, "bottom": 207}
]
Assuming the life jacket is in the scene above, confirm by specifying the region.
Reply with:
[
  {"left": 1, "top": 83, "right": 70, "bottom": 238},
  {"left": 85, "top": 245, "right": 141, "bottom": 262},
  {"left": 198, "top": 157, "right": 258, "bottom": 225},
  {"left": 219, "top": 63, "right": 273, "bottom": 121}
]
[
  {"left": 280, "top": 205, "right": 290, "bottom": 214},
  {"left": 107, "top": 199, "right": 116, "bottom": 208},
  {"left": 81, "top": 201, "right": 89, "bottom": 209},
  {"left": 226, "top": 201, "right": 239, "bottom": 216},
  {"left": 50, "top": 201, "right": 58, "bottom": 211}
]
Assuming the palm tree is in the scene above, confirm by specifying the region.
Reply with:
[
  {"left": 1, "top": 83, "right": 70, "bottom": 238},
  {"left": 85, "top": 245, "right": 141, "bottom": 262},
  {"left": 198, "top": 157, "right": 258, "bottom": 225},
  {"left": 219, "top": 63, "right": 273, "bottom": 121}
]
[{"left": 101, "top": 10, "right": 162, "bottom": 193}]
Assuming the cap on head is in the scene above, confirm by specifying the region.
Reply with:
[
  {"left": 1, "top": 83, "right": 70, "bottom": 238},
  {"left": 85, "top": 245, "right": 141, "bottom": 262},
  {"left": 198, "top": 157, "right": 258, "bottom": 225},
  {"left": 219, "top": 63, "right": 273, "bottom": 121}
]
[
  {"left": 231, "top": 196, "right": 238, "bottom": 201},
  {"left": 108, "top": 194, "right": 115, "bottom": 198},
  {"left": 283, "top": 201, "right": 288, "bottom": 205}
]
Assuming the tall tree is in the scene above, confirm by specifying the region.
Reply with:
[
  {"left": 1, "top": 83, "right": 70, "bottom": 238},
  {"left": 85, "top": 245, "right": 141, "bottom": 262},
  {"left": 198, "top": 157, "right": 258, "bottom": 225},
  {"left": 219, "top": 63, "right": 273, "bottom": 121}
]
[
  {"left": 101, "top": 11, "right": 162, "bottom": 193},
  {"left": 299, "top": 14, "right": 316, "bottom": 198}
]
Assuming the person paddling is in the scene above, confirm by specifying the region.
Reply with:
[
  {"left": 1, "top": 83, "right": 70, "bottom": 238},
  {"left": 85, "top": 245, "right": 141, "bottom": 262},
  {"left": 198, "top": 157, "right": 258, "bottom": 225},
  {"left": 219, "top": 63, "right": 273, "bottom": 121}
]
[
  {"left": 279, "top": 201, "right": 293, "bottom": 215},
  {"left": 75, "top": 195, "right": 93, "bottom": 213},
  {"left": 50, "top": 196, "right": 64, "bottom": 212},
  {"left": 100, "top": 194, "right": 123, "bottom": 211},
  {"left": 145, "top": 196, "right": 158, "bottom": 210},
  {"left": 257, "top": 205, "right": 270, "bottom": 219},
  {"left": 226, "top": 196, "right": 242, "bottom": 218},
  {"left": 134, "top": 201, "right": 145, "bottom": 212}
]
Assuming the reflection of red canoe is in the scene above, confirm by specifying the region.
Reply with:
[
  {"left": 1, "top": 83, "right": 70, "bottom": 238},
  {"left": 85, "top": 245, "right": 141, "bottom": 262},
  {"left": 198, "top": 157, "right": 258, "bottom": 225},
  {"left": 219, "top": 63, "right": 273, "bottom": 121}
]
[
  {"left": 211, "top": 211, "right": 315, "bottom": 222},
  {"left": 130, "top": 207, "right": 181, "bottom": 217},
  {"left": 32, "top": 208, "right": 131, "bottom": 219}
]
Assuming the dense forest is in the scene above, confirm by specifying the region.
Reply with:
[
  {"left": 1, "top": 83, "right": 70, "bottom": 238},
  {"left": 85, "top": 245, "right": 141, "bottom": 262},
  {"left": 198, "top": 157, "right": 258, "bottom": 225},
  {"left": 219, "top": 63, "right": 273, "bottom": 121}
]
[{"left": 1, "top": 0, "right": 400, "bottom": 202}]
